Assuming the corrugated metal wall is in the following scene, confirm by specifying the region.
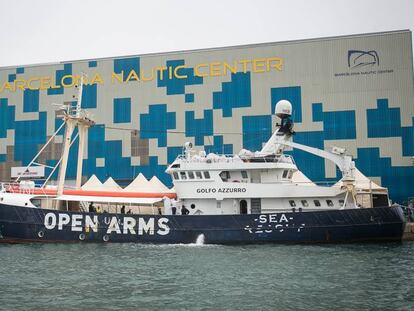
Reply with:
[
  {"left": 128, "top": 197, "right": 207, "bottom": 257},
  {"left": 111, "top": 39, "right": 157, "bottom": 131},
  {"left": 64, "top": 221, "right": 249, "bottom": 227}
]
[{"left": 0, "top": 30, "right": 413, "bottom": 202}]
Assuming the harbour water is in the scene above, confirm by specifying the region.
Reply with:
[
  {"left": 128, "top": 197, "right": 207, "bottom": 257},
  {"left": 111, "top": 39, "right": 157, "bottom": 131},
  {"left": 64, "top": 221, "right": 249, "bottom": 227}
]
[{"left": 1, "top": 242, "right": 413, "bottom": 310}]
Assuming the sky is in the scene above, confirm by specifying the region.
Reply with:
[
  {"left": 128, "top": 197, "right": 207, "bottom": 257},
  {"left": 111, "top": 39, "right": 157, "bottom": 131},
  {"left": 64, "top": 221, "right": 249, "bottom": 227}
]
[{"left": 0, "top": 0, "right": 413, "bottom": 68}]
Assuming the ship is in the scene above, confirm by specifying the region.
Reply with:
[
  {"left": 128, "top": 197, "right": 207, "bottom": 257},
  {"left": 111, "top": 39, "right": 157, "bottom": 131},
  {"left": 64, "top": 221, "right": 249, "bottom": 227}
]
[{"left": 0, "top": 79, "right": 406, "bottom": 244}]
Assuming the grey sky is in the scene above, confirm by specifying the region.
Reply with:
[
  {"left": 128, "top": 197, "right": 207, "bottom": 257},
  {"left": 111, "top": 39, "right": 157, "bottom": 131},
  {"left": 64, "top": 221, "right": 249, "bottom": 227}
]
[{"left": 0, "top": 0, "right": 413, "bottom": 68}]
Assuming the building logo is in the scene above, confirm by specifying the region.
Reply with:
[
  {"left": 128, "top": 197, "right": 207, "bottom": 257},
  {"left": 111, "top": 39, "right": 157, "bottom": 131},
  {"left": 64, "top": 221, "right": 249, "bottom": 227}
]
[{"left": 347, "top": 50, "right": 379, "bottom": 68}]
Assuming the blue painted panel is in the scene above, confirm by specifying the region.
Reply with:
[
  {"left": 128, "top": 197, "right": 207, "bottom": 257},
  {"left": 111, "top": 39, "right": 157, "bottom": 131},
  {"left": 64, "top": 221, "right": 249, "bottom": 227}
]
[
  {"left": 47, "top": 63, "right": 72, "bottom": 95},
  {"left": 0, "top": 98, "right": 11, "bottom": 138},
  {"left": 113, "top": 98, "right": 131, "bottom": 123},
  {"left": 271, "top": 86, "right": 302, "bottom": 123},
  {"left": 213, "top": 72, "right": 251, "bottom": 117},
  {"left": 14, "top": 112, "right": 47, "bottom": 165},
  {"left": 8, "top": 74, "right": 16, "bottom": 83},
  {"left": 140, "top": 104, "right": 176, "bottom": 147},
  {"left": 205, "top": 136, "right": 233, "bottom": 155},
  {"left": 242, "top": 115, "right": 271, "bottom": 151},
  {"left": 114, "top": 57, "right": 140, "bottom": 82},
  {"left": 367, "top": 99, "right": 401, "bottom": 138},
  {"left": 81, "top": 84, "right": 97, "bottom": 109},
  {"left": 167, "top": 146, "right": 183, "bottom": 164},
  {"left": 401, "top": 118, "right": 414, "bottom": 156},
  {"left": 312, "top": 103, "right": 323, "bottom": 122},
  {"left": 185, "top": 93, "right": 194, "bottom": 103},
  {"left": 157, "top": 60, "right": 203, "bottom": 95},
  {"left": 23, "top": 89, "right": 39, "bottom": 112},
  {"left": 355, "top": 148, "right": 414, "bottom": 203},
  {"left": 185, "top": 110, "right": 213, "bottom": 145},
  {"left": 323, "top": 110, "right": 356, "bottom": 140},
  {"left": 288, "top": 131, "right": 326, "bottom": 182}
]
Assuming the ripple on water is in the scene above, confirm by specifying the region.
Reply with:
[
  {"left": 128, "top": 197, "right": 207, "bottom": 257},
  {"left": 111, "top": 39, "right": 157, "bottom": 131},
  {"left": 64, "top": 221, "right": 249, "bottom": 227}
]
[{"left": 0, "top": 242, "right": 414, "bottom": 311}]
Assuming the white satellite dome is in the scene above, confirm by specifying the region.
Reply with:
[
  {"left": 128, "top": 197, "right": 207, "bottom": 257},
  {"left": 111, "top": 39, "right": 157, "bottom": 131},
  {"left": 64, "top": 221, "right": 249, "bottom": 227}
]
[{"left": 275, "top": 100, "right": 292, "bottom": 119}]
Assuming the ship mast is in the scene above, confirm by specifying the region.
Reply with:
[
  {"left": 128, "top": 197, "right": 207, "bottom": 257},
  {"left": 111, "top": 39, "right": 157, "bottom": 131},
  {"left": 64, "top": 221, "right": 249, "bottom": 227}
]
[{"left": 56, "top": 75, "right": 95, "bottom": 196}]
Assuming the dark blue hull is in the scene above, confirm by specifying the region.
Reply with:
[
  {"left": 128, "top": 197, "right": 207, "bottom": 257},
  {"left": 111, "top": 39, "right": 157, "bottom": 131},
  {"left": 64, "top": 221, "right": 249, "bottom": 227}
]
[{"left": 0, "top": 204, "right": 406, "bottom": 244}]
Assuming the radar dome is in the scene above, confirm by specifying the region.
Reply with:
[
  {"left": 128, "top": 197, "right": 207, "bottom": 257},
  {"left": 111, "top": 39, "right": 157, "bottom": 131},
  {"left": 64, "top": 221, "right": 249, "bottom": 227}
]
[{"left": 275, "top": 100, "right": 292, "bottom": 119}]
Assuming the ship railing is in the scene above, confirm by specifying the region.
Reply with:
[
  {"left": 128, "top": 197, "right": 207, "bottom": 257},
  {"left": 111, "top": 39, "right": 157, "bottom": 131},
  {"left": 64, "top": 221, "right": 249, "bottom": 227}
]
[
  {"left": 176, "top": 153, "right": 296, "bottom": 164},
  {"left": 0, "top": 180, "right": 61, "bottom": 196}
]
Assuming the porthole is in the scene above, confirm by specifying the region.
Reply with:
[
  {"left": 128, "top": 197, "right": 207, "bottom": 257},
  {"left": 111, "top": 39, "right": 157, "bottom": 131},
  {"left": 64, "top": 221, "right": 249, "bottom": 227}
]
[
  {"left": 191, "top": 204, "right": 195, "bottom": 209},
  {"left": 103, "top": 235, "right": 109, "bottom": 242},
  {"left": 38, "top": 231, "right": 44, "bottom": 238},
  {"left": 79, "top": 233, "right": 86, "bottom": 241}
]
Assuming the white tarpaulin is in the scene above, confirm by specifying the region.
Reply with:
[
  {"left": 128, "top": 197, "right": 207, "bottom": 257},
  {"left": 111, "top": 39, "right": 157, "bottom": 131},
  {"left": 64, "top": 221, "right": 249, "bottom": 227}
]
[
  {"left": 291, "top": 171, "right": 316, "bottom": 186},
  {"left": 123, "top": 173, "right": 154, "bottom": 192},
  {"left": 102, "top": 177, "right": 122, "bottom": 191},
  {"left": 81, "top": 175, "right": 104, "bottom": 190},
  {"left": 333, "top": 168, "right": 387, "bottom": 192},
  {"left": 149, "top": 176, "right": 172, "bottom": 192}
]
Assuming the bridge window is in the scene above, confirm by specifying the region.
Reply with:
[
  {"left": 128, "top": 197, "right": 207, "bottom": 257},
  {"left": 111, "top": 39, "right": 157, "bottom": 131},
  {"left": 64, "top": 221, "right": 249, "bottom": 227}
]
[
  {"left": 289, "top": 200, "right": 296, "bottom": 207},
  {"left": 339, "top": 200, "right": 344, "bottom": 207},
  {"left": 195, "top": 171, "right": 203, "bottom": 179},
  {"left": 301, "top": 200, "right": 308, "bottom": 207},
  {"left": 282, "top": 170, "right": 289, "bottom": 178},
  {"left": 326, "top": 200, "right": 334, "bottom": 207},
  {"left": 188, "top": 171, "right": 195, "bottom": 179},
  {"left": 219, "top": 171, "right": 230, "bottom": 181},
  {"left": 288, "top": 170, "right": 293, "bottom": 179},
  {"left": 172, "top": 172, "right": 179, "bottom": 180},
  {"left": 241, "top": 171, "right": 248, "bottom": 179},
  {"left": 180, "top": 172, "right": 187, "bottom": 180},
  {"left": 204, "top": 171, "right": 210, "bottom": 179},
  {"left": 314, "top": 200, "right": 321, "bottom": 207}
]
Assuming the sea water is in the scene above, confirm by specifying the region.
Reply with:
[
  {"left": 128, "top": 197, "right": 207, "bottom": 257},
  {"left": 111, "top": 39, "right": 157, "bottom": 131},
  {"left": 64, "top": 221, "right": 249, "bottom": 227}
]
[{"left": 0, "top": 242, "right": 413, "bottom": 310}]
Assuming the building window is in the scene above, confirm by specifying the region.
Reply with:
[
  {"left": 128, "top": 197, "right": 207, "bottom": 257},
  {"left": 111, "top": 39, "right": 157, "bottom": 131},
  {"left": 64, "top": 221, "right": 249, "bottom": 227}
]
[
  {"left": 241, "top": 171, "right": 248, "bottom": 179},
  {"left": 180, "top": 172, "right": 187, "bottom": 180},
  {"left": 301, "top": 200, "right": 308, "bottom": 207},
  {"left": 204, "top": 171, "right": 210, "bottom": 179},
  {"left": 289, "top": 200, "right": 296, "bottom": 207},
  {"left": 195, "top": 171, "right": 203, "bottom": 179},
  {"left": 188, "top": 171, "right": 195, "bottom": 179},
  {"left": 172, "top": 172, "right": 179, "bottom": 180},
  {"left": 314, "top": 200, "right": 321, "bottom": 207},
  {"left": 326, "top": 200, "right": 334, "bottom": 207}
]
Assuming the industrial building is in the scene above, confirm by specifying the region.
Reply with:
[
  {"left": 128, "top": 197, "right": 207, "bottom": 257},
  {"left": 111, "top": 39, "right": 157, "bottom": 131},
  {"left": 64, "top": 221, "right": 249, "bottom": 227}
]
[{"left": 0, "top": 30, "right": 413, "bottom": 203}]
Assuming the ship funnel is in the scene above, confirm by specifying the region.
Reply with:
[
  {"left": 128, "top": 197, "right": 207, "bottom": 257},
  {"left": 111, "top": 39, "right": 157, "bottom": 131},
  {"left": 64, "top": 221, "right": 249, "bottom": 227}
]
[{"left": 275, "top": 100, "right": 292, "bottom": 119}]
